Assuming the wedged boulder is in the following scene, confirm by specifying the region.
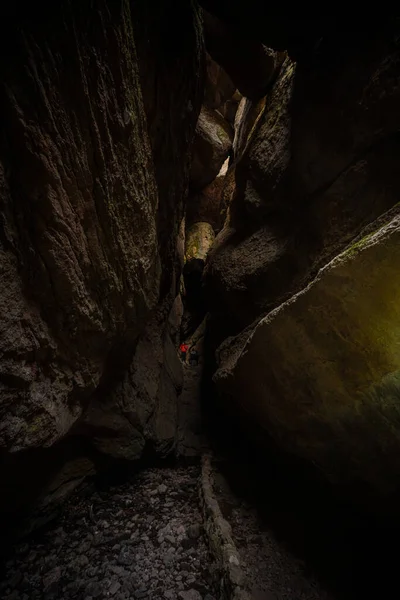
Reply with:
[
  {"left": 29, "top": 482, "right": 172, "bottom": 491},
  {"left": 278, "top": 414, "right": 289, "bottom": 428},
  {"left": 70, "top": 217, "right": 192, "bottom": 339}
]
[
  {"left": 186, "top": 158, "right": 229, "bottom": 231},
  {"left": 185, "top": 222, "right": 216, "bottom": 265},
  {"left": 205, "top": 27, "right": 400, "bottom": 332},
  {"left": 190, "top": 106, "right": 233, "bottom": 191},
  {"left": 0, "top": 0, "right": 203, "bottom": 525},
  {"left": 214, "top": 212, "right": 400, "bottom": 494},
  {"left": 204, "top": 53, "right": 236, "bottom": 110},
  {"left": 203, "top": 10, "right": 281, "bottom": 100}
]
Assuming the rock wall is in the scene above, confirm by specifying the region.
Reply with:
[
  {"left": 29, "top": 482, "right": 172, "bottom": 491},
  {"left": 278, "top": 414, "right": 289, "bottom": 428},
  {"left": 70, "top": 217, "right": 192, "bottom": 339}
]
[
  {"left": 205, "top": 19, "right": 400, "bottom": 498},
  {"left": 0, "top": 0, "right": 203, "bottom": 527}
]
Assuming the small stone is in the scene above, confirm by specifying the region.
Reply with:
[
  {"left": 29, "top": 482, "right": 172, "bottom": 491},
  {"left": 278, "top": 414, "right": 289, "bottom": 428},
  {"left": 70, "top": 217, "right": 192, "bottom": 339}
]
[
  {"left": 163, "top": 552, "right": 175, "bottom": 566},
  {"left": 77, "top": 555, "right": 89, "bottom": 567},
  {"left": 109, "top": 581, "right": 121, "bottom": 595},
  {"left": 42, "top": 567, "right": 61, "bottom": 593},
  {"left": 165, "top": 535, "right": 176, "bottom": 545},
  {"left": 187, "top": 524, "right": 202, "bottom": 540},
  {"left": 85, "top": 581, "right": 102, "bottom": 598},
  {"left": 158, "top": 484, "right": 167, "bottom": 494},
  {"left": 118, "top": 551, "right": 132, "bottom": 566}
]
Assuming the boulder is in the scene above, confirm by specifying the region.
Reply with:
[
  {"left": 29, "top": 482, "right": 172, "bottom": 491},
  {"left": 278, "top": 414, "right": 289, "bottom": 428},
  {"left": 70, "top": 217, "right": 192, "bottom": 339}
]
[
  {"left": 190, "top": 106, "right": 233, "bottom": 192},
  {"left": 83, "top": 298, "right": 184, "bottom": 460},
  {"left": 185, "top": 222, "right": 216, "bottom": 266},
  {"left": 186, "top": 158, "right": 229, "bottom": 231},
  {"left": 215, "top": 212, "right": 400, "bottom": 493},
  {"left": 219, "top": 89, "right": 242, "bottom": 125},
  {"left": 204, "top": 53, "right": 236, "bottom": 110},
  {"left": 182, "top": 222, "right": 215, "bottom": 340},
  {"left": 205, "top": 21, "right": 400, "bottom": 498},
  {"left": 205, "top": 27, "right": 400, "bottom": 332}
]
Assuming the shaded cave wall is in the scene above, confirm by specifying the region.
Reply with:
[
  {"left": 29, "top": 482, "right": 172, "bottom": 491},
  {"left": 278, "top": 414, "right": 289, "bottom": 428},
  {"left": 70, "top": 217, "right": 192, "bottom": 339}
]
[{"left": 0, "top": 0, "right": 204, "bottom": 529}]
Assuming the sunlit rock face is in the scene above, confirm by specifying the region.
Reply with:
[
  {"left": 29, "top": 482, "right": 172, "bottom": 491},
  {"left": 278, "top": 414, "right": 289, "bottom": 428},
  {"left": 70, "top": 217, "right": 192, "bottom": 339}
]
[
  {"left": 190, "top": 106, "right": 233, "bottom": 192},
  {"left": 0, "top": 0, "right": 203, "bottom": 526}
]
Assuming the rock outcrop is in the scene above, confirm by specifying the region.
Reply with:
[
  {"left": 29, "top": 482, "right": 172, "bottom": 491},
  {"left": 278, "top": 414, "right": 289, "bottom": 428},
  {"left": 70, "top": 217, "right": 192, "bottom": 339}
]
[
  {"left": 0, "top": 0, "right": 203, "bottom": 527},
  {"left": 215, "top": 210, "right": 400, "bottom": 494},
  {"left": 204, "top": 53, "right": 236, "bottom": 110},
  {"left": 186, "top": 158, "right": 229, "bottom": 232},
  {"left": 190, "top": 106, "right": 233, "bottom": 192},
  {"left": 206, "top": 27, "right": 400, "bottom": 332},
  {"left": 205, "top": 22, "right": 400, "bottom": 497}
]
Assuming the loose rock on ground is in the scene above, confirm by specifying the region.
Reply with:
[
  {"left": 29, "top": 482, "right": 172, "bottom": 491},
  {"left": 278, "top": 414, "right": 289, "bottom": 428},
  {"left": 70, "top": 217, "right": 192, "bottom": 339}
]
[{"left": 0, "top": 467, "right": 217, "bottom": 600}]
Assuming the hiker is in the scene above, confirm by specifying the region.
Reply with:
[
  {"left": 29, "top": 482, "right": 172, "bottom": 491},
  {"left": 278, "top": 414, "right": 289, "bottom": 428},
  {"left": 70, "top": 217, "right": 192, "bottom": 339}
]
[
  {"left": 189, "top": 347, "right": 199, "bottom": 366},
  {"left": 179, "top": 342, "right": 189, "bottom": 362}
]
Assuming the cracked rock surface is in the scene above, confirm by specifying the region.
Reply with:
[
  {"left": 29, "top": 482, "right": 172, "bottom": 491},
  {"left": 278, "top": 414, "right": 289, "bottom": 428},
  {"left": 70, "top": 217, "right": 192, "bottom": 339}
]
[{"left": 0, "top": 467, "right": 217, "bottom": 600}]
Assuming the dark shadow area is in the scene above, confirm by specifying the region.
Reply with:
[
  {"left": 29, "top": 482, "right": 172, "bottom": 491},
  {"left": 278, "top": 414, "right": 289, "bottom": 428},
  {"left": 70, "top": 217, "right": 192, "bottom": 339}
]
[
  {"left": 181, "top": 259, "right": 208, "bottom": 340},
  {"left": 0, "top": 435, "right": 200, "bottom": 562},
  {"left": 200, "top": 323, "right": 400, "bottom": 600}
]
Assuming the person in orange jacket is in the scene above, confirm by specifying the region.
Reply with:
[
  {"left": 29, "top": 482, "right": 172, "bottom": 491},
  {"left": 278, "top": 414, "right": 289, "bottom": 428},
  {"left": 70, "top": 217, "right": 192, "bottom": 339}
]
[{"left": 179, "top": 342, "right": 189, "bottom": 362}]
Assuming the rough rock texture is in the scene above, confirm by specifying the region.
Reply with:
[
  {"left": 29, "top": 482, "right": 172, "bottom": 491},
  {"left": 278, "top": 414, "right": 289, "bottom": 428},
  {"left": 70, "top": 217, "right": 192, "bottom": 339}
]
[
  {"left": 200, "top": 456, "right": 248, "bottom": 600},
  {"left": 215, "top": 213, "right": 400, "bottom": 493},
  {"left": 233, "top": 96, "right": 266, "bottom": 161},
  {"left": 0, "top": 0, "right": 203, "bottom": 525},
  {"left": 203, "top": 10, "right": 281, "bottom": 100},
  {"left": 0, "top": 466, "right": 217, "bottom": 600},
  {"left": 206, "top": 23, "right": 400, "bottom": 495},
  {"left": 190, "top": 107, "right": 233, "bottom": 192},
  {"left": 206, "top": 28, "right": 400, "bottom": 332},
  {"left": 1, "top": 0, "right": 159, "bottom": 455},
  {"left": 185, "top": 223, "right": 216, "bottom": 266}
]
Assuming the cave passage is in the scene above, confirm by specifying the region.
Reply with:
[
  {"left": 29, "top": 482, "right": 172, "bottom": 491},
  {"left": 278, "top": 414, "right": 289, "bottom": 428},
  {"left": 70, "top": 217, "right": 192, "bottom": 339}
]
[{"left": 1, "top": 4, "right": 400, "bottom": 600}]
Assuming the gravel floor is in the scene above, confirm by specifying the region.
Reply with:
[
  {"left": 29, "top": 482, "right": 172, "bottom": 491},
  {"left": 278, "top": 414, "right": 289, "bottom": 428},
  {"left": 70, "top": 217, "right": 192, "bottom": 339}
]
[
  {"left": 0, "top": 466, "right": 217, "bottom": 600},
  {"left": 212, "top": 469, "right": 336, "bottom": 600}
]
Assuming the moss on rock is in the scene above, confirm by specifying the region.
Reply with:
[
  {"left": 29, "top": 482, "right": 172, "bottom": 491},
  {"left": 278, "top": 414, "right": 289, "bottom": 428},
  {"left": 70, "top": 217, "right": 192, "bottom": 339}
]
[{"left": 215, "top": 214, "right": 400, "bottom": 493}]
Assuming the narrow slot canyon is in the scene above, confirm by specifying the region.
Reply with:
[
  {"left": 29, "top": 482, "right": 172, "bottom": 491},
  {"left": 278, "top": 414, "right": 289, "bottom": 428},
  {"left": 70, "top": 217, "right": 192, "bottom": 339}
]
[{"left": 1, "top": 3, "right": 400, "bottom": 600}]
